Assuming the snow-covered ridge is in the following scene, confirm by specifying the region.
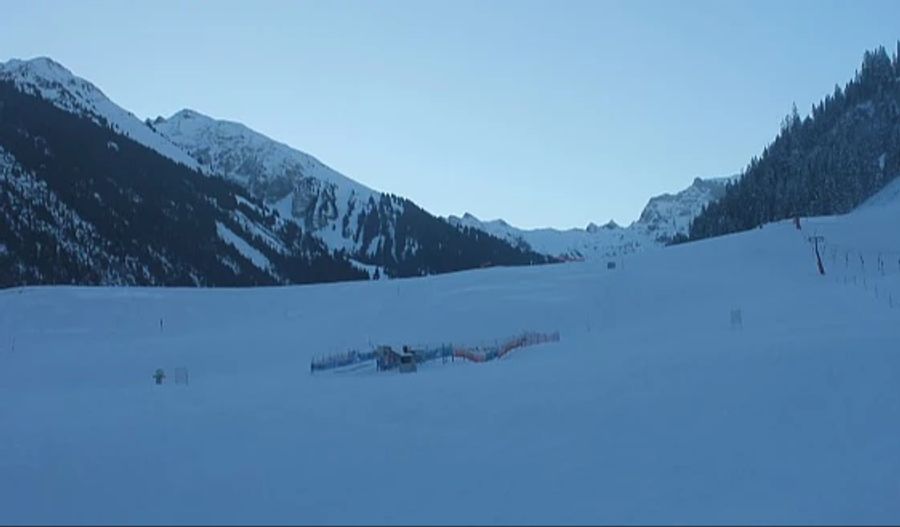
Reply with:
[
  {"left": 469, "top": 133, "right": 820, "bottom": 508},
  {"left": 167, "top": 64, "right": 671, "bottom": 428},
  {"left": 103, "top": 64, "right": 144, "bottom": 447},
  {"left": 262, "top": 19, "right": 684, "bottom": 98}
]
[
  {"left": 0, "top": 57, "right": 199, "bottom": 171},
  {"left": 449, "top": 175, "right": 738, "bottom": 260},
  {"left": 0, "top": 55, "right": 545, "bottom": 278},
  {"left": 152, "top": 109, "right": 374, "bottom": 197},
  {"left": 632, "top": 175, "right": 738, "bottom": 240},
  {"left": 449, "top": 212, "right": 648, "bottom": 260},
  {"left": 152, "top": 109, "right": 384, "bottom": 255}
]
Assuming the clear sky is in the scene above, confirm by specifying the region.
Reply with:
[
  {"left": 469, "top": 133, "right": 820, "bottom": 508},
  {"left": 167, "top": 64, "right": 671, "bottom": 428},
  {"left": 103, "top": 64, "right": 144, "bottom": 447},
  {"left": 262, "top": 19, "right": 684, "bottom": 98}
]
[{"left": 2, "top": 0, "right": 899, "bottom": 228}]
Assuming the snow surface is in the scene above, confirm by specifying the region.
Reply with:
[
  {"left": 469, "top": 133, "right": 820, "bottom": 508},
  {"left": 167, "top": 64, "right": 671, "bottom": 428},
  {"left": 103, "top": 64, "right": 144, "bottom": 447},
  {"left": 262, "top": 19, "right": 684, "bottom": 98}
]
[
  {"left": 0, "top": 57, "right": 200, "bottom": 171},
  {"left": 1, "top": 185, "right": 900, "bottom": 524}
]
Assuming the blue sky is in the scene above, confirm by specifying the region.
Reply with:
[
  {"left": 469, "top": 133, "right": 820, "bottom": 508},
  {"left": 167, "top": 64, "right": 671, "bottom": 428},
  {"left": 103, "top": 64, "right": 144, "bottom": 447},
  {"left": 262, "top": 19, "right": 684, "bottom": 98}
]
[{"left": 2, "top": 0, "right": 899, "bottom": 228}]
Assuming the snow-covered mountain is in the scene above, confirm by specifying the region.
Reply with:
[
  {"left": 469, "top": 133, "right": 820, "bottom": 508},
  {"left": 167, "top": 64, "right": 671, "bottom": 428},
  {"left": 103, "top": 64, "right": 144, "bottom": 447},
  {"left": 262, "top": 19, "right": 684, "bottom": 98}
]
[
  {"left": 447, "top": 214, "right": 648, "bottom": 261},
  {"left": 449, "top": 176, "right": 737, "bottom": 260},
  {"left": 0, "top": 57, "right": 199, "bottom": 171},
  {"left": 150, "top": 109, "right": 548, "bottom": 275},
  {"left": 631, "top": 175, "right": 737, "bottom": 240},
  {"left": 150, "top": 110, "right": 375, "bottom": 253},
  {"left": 0, "top": 56, "right": 546, "bottom": 285},
  {"left": 0, "top": 55, "right": 718, "bottom": 270},
  {"left": 151, "top": 107, "right": 734, "bottom": 264},
  {"left": 0, "top": 58, "right": 375, "bottom": 286}
]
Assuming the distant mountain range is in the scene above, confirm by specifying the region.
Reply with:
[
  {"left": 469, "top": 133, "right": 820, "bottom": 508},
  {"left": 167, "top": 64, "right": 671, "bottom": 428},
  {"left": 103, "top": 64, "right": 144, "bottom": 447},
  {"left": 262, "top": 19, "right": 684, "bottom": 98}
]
[
  {"left": 448, "top": 175, "right": 736, "bottom": 260},
  {"left": 0, "top": 56, "right": 742, "bottom": 287}
]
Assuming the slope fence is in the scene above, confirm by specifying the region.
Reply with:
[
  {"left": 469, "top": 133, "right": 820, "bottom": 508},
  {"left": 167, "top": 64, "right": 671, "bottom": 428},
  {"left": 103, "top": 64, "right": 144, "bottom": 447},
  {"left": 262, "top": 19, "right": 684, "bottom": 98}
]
[
  {"left": 452, "top": 331, "right": 561, "bottom": 363},
  {"left": 310, "top": 330, "right": 560, "bottom": 373},
  {"left": 798, "top": 226, "right": 900, "bottom": 311}
]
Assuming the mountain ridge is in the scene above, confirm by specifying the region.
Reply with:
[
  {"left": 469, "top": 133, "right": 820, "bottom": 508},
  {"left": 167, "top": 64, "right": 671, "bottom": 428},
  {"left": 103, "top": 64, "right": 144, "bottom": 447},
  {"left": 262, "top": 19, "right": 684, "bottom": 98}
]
[
  {"left": 0, "top": 57, "right": 200, "bottom": 171},
  {"left": 0, "top": 78, "right": 368, "bottom": 286},
  {"left": 448, "top": 175, "right": 737, "bottom": 260},
  {"left": 149, "top": 105, "right": 549, "bottom": 276},
  {"left": 0, "top": 56, "right": 548, "bottom": 284}
]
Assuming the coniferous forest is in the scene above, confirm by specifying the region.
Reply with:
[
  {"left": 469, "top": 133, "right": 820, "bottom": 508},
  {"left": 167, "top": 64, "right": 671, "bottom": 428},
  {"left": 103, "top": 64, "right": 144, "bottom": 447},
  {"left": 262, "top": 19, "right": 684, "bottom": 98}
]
[{"left": 689, "top": 44, "right": 900, "bottom": 240}]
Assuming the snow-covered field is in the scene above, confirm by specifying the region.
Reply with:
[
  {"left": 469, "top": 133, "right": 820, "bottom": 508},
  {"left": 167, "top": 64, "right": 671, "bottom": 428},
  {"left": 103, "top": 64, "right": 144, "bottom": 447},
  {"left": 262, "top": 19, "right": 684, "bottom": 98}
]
[{"left": 2, "top": 188, "right": 899, "bottom": 524}]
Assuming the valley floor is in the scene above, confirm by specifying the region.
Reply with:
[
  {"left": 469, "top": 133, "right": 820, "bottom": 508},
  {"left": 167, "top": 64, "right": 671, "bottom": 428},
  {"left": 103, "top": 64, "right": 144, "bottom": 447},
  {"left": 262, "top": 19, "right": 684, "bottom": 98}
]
[{"left": 1, "top": 197, "right": 899, "bottom": 524}]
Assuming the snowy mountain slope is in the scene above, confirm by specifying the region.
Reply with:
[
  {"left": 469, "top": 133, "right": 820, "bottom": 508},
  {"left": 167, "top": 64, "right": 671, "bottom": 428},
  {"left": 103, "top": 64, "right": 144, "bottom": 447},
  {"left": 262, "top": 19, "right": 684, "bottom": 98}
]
[
  {"left": 152, "top": 110, "right": 377, "bottom": 254},
  {"left": 154, "top": 104, "right": 735, "bottom": 265},
  {"left": 150, "top": 109, "right": 375, "bottom": 231},
  {"left": 0, "top": 57, "right": 199, "bottom": 171},
  {"left": 631, "top": 175, "right": 737, "bottom": 240},
  {"left": 0, "top": 56, "right": 720, "bottom": 273},
  {"left": 152, "top": 108, "right": 548, "bottom": 276},
  {"left": 0, "top": 56, "right": 546, "bottom": 282},
  {"left": 0, "top": 76, "right": 366, "bottom": 287},
  {"left": 2, "top": 185, "right": 899, "bottom": 524},
  {"left": 0, "top": 146, "right": 129, "bottom": 284},
  {"left": 449, "top": 175, "right": 736, "bottom": 260}
]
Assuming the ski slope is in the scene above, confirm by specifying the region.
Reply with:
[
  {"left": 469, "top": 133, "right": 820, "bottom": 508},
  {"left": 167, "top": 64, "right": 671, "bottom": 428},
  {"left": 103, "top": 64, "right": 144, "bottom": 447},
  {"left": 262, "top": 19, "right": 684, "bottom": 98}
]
[{"left": 1, "top": 188, "right": 899, "bottom": 524}]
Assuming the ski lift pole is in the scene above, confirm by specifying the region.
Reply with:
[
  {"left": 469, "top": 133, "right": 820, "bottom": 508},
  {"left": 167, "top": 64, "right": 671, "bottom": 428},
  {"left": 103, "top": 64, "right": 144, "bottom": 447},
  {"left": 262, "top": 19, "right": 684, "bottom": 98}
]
[{"left": 808, "top": 235, "right": 826, "bottom": 276}]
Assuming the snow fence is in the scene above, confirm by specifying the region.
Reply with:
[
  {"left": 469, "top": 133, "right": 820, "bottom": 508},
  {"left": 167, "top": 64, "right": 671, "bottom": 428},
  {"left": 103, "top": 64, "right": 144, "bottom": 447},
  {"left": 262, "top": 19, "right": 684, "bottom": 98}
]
[
  {"left": 451, "top": 331, "right": 561, "bottom": 363},
  {"left": 819, "top": 238, "right": 900, "bottom": 311},
  {"left": 310, "top": 330, "right": 560, "bottom": 373}
]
